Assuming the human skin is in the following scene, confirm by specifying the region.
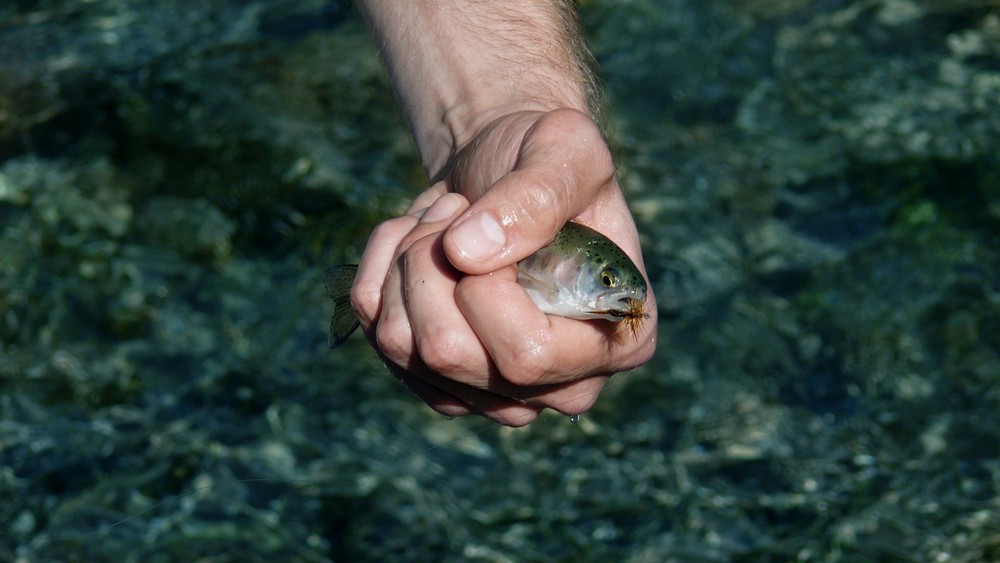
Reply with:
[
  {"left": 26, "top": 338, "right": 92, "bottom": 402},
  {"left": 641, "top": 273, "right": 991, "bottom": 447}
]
[{"left": 353, "top": 0, "right": 657, "bottom": 426}]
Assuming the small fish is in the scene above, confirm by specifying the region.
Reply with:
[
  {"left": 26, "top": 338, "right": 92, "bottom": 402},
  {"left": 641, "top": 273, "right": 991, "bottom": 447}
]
[
  {"left": 323, "top": 221, "right": 648, "bottom": 349},
  {"left": 515, "top": 221, "right": 649, "bottom": 336}
]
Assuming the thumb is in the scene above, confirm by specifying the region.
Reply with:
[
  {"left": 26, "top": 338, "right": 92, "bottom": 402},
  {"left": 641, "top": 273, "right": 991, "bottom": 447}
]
[{"left": 442, "top": 109, "right": 614, "bottom": 275}]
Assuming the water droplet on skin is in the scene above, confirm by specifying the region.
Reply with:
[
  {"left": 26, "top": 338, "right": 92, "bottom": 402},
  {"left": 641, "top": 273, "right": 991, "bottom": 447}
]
[{"left": 569, "top": 414, "right": 580, "bottom": 423}]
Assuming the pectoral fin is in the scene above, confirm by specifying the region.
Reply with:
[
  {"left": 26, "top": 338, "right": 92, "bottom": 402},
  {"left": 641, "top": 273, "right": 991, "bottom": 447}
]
[{"left": 515, "top": 269, "right": 560, "bottom": 302}]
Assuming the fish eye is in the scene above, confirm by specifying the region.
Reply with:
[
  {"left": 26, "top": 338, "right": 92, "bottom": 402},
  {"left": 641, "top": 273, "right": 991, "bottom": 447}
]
[{"left": 600, "top": 268, "right": 618, "bottom": 288}]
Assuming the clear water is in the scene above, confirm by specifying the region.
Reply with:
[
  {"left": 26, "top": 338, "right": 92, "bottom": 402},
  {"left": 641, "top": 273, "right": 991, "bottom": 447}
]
[{"left": 1, "top": 0, "right": 998, "bottom": 560}]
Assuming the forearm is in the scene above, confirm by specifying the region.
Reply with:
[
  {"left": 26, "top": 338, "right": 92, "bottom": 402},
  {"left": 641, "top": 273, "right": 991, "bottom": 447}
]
[{"left": 357, "top": 0, "right": 599, "bottom": 180}]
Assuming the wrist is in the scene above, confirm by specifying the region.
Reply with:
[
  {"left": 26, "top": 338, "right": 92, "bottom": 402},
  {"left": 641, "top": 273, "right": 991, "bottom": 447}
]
[
  {"left": 358, "top": 0, "right": 598, "bottom": 180},
  {"left": 434, "top": 97, "right": 581, "bottom": 181}
]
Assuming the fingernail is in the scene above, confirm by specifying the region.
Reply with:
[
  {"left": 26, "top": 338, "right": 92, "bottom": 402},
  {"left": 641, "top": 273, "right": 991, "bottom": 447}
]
[
  {"left": 409, "top": 206, "right": 428, "bottom": 218},
  {"left": 419, "top": 193, "right": 463, "bottom": 223},
  {"left": 451, "top": 212, "right": 506, "bottom": 262}
]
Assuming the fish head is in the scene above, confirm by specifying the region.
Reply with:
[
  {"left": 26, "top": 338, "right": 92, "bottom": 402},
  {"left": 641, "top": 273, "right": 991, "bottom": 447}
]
[{"left": 586, "top": 262, "right": 648, "bottom": 322}]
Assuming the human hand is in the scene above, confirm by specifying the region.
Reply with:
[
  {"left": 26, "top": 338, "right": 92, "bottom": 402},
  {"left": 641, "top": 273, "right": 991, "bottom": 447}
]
[{"left": 350, "top": 109, "right": 657, "bottom": 426}]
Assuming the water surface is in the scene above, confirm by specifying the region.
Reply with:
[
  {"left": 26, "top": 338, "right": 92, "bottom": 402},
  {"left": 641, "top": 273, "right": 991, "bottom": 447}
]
[{"left": 1, "top": 0, "right": 998, "bottom": 560}]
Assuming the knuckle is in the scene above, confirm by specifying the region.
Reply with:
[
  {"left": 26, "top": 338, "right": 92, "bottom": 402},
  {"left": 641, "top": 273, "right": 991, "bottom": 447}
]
[
  {"left": 375, "top": 317, "right": 413, "bottom": 367},
  {"left": 524, "top": 177, "right": 559, "bottom": 209},
  {"left": 350, "top": 278, "right": 381, "bottom": 326},
  {"left": 416, "top": 327, "right": 472, "bottom": 376},
  {"left": 494, "top": 410, "right": 539, "bottom": 428},
  {"left": 496, "top": 337, "right": 557, "bottom": 386},
  {"left": 549, "top": 387, "right": 601, "bottom": 417},
  {"left": 516, "top": 178, "right": 567, "bottom": 238},
  {"left": 553, "top": 109, "right": 615, "bottom": 184}
]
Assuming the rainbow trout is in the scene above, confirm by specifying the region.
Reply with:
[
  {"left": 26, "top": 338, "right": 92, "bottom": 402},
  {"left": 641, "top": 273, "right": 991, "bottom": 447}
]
[{"left": 324, "top": 221, "right": 648, "bottom": 349}]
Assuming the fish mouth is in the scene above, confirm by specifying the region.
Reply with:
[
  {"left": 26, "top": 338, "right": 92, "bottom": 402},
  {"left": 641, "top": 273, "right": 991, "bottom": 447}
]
[{"left": 592, "top": 291, "right": 648, "bottom": 321}]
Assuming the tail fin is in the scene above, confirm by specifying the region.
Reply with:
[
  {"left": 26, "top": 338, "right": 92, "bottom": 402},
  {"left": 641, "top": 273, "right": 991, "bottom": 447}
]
[{"left": 323, "top": 265, "right": 360, "bottom": 349}]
